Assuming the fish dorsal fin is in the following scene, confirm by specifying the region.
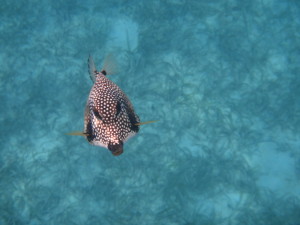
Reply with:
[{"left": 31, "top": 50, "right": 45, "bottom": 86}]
[
  {"left": 88, "top": 54, "right": 119, "bottom": 82},
  {"left": 65, "top": 131, "right": 88, "bottom": 137},
  {"left": 135, "top": 120, "right": 159, "bottom": 126},
  {"left": 88, "top": 55, "right": 97, "bottom": 82},
  {"left": 101, "top": 54, "right": 119, "bottom": 76}
]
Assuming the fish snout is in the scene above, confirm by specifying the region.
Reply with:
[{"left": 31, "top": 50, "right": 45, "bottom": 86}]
[{"left": 108, "top": 142, "right": 123, "bottom": 156}]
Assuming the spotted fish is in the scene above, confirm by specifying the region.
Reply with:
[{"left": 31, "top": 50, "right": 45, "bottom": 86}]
[
  {"left": 82, "top": 55, "right": 143, "bottom": 156},
  {"left": 67, "top": 55, "right": 157, "bottom": 156}
]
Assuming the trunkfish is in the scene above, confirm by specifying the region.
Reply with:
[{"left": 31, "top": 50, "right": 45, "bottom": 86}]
[{"left": 67, "top": 55, "right": 157, "bottom": 156}]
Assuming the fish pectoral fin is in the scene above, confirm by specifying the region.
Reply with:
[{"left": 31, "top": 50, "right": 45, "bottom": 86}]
[
  {"left": 65, "top": 131, "right": 88, "bottom": 137},
  {"left": 135, "top": 120, "right": 159, "bottom": 126}
]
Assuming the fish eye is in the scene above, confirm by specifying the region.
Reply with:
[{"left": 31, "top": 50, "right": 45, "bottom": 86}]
[
  {"left": 116, "top": 101, "right": 122, "bottom": 116},
  {"left": 93, "top": 108, "right": 102, "bottom": 120}
]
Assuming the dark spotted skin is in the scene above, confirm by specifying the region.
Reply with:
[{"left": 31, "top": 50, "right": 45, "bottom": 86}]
[{"left": 84, "top": 70, "right": 140, "bottom": 156}]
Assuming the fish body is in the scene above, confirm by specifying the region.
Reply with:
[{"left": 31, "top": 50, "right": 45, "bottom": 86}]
[{"left": 84, "top": 56, "right": 140, "bottom": 156}]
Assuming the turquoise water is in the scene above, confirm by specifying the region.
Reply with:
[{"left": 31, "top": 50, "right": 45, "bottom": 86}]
[{"left": 1, "top": 0, "right": 300, "bottom": 224}]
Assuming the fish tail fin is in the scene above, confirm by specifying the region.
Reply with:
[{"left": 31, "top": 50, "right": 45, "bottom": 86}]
[
  {"left": 88, "top": 55, "right": 97, "bottom": 82},
  {"left": 135, "top": 120, "right": 159, "bottom": 126},
  {"left": 101, "top": 54, "right": 119, "bottom": 76}
]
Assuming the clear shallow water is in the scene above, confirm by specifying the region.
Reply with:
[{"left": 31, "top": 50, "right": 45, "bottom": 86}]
[{"left": 1, "top": 0, "right": 300, "bottom": 224}]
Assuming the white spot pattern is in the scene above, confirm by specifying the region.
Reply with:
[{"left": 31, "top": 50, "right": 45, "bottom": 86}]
[{"left": 84, "top": 72, "right": 140, "bottom": 153}]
